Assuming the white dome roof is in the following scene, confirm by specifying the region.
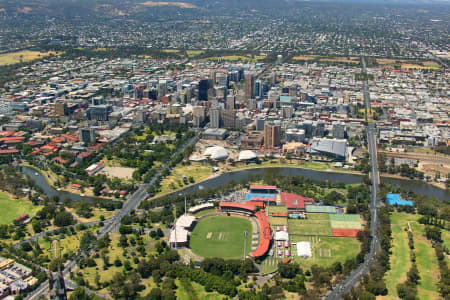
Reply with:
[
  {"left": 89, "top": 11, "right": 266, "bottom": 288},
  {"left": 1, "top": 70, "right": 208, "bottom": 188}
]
[
  {"left": 238, "top": 150, "right": 257, "bottom": 161},
  {"left": 204, "top": 146, "right": 229, "bottom": 160}
]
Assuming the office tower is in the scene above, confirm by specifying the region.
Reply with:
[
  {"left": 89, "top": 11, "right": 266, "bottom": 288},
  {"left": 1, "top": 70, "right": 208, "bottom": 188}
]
[
  {"left": 86, "top": 105, "right": 111, "bottom": 121},
  {"left": 199, "top": 79, "right": 212, "bottom": 101},
  {"left": 281, "top": 106, "right": 294, "bottom": 119},
  {"left": 221, "top": 109, "right": 239, "bottom": 129},
  {"left": 210, "top": 107, "right": 220, "bottom": 128},
  {"left": 217, "top": 74, "right": 228, "bottom": 88},
  {"left": 256, "top": 118, "right": 265, "bottom": 131},
  {"left": 226, "top": 94, "right": 235, "bottom": 111},
  {"left": 332, "top": 122, "right": 346, "bottom": 139},
  {"left": 245, "top": 73, "right": 255, "bottom": 99},
  {"left": 80, "top": 128, "right": 96, "bottom": 144},
  {"left": 55, "top": 102, "right": 67, "bottom": 116},
  {"left": 264, "top": 122, "right": 281, "bottom": 149},
  {"left": 158, "top": 80, "right": 167, "bottom": 99},
  {"left": 255, "top": 80, "right": 263, "bottom": 97},
  {"left": 210, "top": 70, "right": 216, "bottom": 84},
  {"left": 248, "top": 99, "right": 257, "bottom": 110}
]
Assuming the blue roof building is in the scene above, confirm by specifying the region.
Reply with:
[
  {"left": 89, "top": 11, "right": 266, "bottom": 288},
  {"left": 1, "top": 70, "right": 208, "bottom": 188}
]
[{"left": 386, "top": 193, "right": 413, "bottom": 206}]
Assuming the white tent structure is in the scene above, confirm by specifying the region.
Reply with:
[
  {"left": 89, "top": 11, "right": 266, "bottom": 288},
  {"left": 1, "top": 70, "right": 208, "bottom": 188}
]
[
  {"left": 204, "top": 146, "right": 229, "bottom": 161},
  {"left": 296, "top": 241, "right": 312, "bottom": 258},
  {"left": 238, "top": 150, "right": 257, "bottom": 161},
  {"left": 274, "top": 231, "right": 289, "bottom": 241}
]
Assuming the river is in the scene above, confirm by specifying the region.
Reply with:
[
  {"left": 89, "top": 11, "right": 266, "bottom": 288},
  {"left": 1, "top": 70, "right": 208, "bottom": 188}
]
[{"left": 23, "top": 166, "right": 449, "bottom": 202}]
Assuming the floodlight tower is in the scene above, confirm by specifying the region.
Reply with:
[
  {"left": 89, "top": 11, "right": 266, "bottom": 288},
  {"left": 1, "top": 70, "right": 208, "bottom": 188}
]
[{"left": 243, "top": 231, "right": 248, "bottom": 259}]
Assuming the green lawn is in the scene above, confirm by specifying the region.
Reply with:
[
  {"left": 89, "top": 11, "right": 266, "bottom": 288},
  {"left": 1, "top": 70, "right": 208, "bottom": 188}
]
[
  {"left": 261, "top": 257, "right": 281, "bottom": 275},
  {"left": 0, "top": 192, "right": 41, "bottom": 224},
  {"left": 384, "top": 213, "right": 440, "bottom": 300},
  {"left": 410, "top": 222, "right": 440, "bottom": 300},
  {"left": 176, "top": 278, "right": 222, "bottom": 300},
  {"left": 288, "top": 216, "right": 332, "bottom": 236},
  {"left": 383, "top": 213, "right": 412, "bottom": 298},
  {"left": 291, "top": 236, "right": 360, "bottom": 270},
  {"left": 190, "top": 216, "right": 252, "bottom": 259}
]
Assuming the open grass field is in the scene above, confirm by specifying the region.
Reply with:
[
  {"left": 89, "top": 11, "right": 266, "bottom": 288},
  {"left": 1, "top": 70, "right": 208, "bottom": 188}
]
[
  {"left": 156, "top": 163, "right": 213, "bottom": 196},
  {"left": 383, "top": 213, "right": 413, "bottom": 299},
  {"left": 0, "top": 192, "right": 41, "bottom": 224},
  {"left": 288, "top": 214, "right": 332, "bottom": 236},
  {"left": 410, "top": 221, "right": 440, "bottom": 300},
  {"left": 291, "top": 236, "right": 360, "bottom": 270},
  {"left": 0, "top": 50, "right": 58, "bottom": 66},
  {"left": 382, "top": 213, "right": 440, "bottom": 300},
  {"left": 190, "top": 216, "right": 252, "bottom": 259},
  {"left": 176, "top": 279, "right": 222, "bottom": 300},
  {"left": 206, "top": 55, "right": 265, "bottom": 63},
  {"left": 186, "top": 50, "right": 205, "bottom": 58}
]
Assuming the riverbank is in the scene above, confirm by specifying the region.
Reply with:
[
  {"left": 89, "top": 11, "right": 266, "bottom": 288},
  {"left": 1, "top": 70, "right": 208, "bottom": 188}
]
[
  {"left": 150, "top": 165, "right": 450, "bottom": 202},
  {"left": 21, "top": 163, "right": 117, "bottom": 201},
  {"left": 154, "top": 160, "right": 364, "bottom": 198}
]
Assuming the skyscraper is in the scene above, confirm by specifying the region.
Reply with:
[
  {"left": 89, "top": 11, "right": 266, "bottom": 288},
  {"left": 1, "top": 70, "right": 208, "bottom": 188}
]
[
  {"left": 245, "top": 73, "right": 255, "bottom": 99},
  {"left": 226, "top": 94, "right": 235, "bottom": 111},
  {"left": 210, "top": 107, "right": 220, "bottom": 128},
  {"left": 264, "top": 122, "right": 281, "bottom": 149}
]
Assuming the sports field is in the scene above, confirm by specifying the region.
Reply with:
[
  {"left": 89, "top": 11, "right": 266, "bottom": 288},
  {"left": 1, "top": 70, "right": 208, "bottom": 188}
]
[
  {"left": 291, "top": 236, "right": 361, "bottom": 270},
  {"left": 190, "top": 216, "right": 253, "bottom": 259},
  {"left": 288, "top": 213, "right": 332, "bottom": 236},
  {"left": 0, "top": 192, "right": 41, "bottom": 224}
]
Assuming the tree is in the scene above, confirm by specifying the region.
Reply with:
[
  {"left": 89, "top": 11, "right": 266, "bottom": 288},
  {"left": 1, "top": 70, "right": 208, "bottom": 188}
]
[
  {"left": 425, "top": 226, "right": 441, "bottom": 242},
  {"left": 53, "top": 211, "right": 75, "bottom": 227}
]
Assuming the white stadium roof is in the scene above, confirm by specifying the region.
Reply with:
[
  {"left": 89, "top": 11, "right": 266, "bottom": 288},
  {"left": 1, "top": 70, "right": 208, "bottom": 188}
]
[
  {"left": 238, "top": 150, "right": 257, "bottom": 161},
  {"left": 204, "top": 146, "right": 229, "bottom": 161}
]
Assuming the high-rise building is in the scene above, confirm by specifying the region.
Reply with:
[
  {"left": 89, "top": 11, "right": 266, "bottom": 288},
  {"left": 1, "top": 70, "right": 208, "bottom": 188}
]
[
  {"left": 80, "top": 128, "right": 96, "bottom": 144},
  {"left": 55, "top": 102, "right": 67, "bottom": 116},
  {"left": 86, "top": 105, "right": 111, "bottom": 121},
  {"left": 210, "top": 107, "right": 220, "bottom": 128},
  {"left": 226, "top": 94, "right": 235, "bottom": 111},
  {"left": 281, "top": 106, "right": 294, "bottom": 119},
  {"left": 264, "top": 122, "right": 281, "bottom": 149},
  {"left": 332, "top": 122, "right": 346, "bottom": 139},
  {"left": 199, "top": 79, "right": 212, "bottom": 101},
  {"left": 245, "top": 73, "right": 255, "bottom": 99},
  {"left": 158, "top": 80, "right": 167, "bottom": 99},
  {"left": 255, "top": 80, "right": 263, "bottom": 97},
  {"left": 221, "top": 110, "right": 239, "bottom": 129}
]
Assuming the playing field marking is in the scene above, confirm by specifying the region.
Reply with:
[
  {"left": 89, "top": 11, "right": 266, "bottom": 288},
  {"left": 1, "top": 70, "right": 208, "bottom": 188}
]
[
  {"left": 206, "top": 232, "right": 212, "bottom": 239},
  {"left": 218, "top": 232, "right": 223, "bottom": 240}
]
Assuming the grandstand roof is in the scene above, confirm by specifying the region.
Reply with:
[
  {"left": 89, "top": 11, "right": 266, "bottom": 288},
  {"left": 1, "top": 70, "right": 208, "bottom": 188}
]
[
  {"left": 250, "top": 185, "right": 277, "bottom": 190},
  {"left": 176, "top": 215, "right": 196, "bottom": 229},
  {"left": 219, "top": 202, "right": 257, "bottom": 212},
  {"left": 188, "top": 203, "right": 214, "bottom": 214},
  {"left": 251, "top": 212, "right": 272, "bottom": 258}
]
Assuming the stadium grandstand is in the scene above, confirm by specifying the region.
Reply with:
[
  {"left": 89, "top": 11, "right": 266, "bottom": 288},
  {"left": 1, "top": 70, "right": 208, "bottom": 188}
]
[
  {"left": 249, "top": 185, "right": 278, "bottom": 194},
  {"left": 188, "top": 203, "right": 214, "bottom": 214},
  {"left": 219, "top": 202, "right": 257, "bottom": 215},
  {"left": 250, "top": 212, "right": 273, "bottom": 258}
]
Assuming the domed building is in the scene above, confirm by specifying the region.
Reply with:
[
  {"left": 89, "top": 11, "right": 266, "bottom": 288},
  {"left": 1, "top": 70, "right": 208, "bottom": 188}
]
[
  {"left": 238, "top": 150, "right": 257, "bottom": 161},
  {"left": 204, "top": 146, "right": 229, "bottom": 161}
]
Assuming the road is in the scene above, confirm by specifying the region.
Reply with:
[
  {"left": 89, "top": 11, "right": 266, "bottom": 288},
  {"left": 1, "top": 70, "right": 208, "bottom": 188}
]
[
  {"left": 25, "top": 129, "right": 202, "bottom": 299},
  {"left": 326, "top": 57, "right": 381, "bottom": 299}
]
